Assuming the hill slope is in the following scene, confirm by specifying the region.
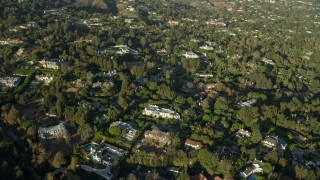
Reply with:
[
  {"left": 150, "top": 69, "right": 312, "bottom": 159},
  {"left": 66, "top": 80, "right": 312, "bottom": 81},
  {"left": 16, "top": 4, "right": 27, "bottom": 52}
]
[{"left": 73, "top": 0, "right": 108, "bottom": 9}]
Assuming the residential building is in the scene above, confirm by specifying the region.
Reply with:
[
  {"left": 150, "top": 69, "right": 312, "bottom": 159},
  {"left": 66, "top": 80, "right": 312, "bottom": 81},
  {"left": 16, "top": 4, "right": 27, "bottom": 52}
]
[
  {"left": 144, "top": 129, "right": 171, "bottom": 144},
  {"left": 205, "top": 82, "right": 225, "bottom": 89},
  {"left": 92, "top": 81, "right": 114, "bottom": 88},
  {"left": 35, "top": 74, "right": 55, "bottom": 85},
  {"left": 306, "top": 156, "right": 320, "bottom": 168},
  {"left": 289, "top": 130, "right": 308, "bottom": 143},
  {"left": 190, "top": 173, "right": 207, "bottom": 180},
  {"left": 199, "top": 45, "right": 214, "bottom": 50},
  {"left": 72, "top": 79, "right": 86, "bottom": 88},
  {"left": 168, "top": 20, "right": 179, "bottom": 26},
  {"left": 262, "top": 136, "right": 278, "bottom": 148},
  {"left": 183, "top": 51, "right": 199, "bottom": 59},
  {"left": 126, "top": 6, "right": 136, "bottom": 12},
  {"left": 240, "top": 159, "right": 265, "bottom": 178},
  {"left": 261, "top": 57, "right": 275, "bottom": 65},
  {"left": 168, "top": 167, "right": 181, "bottom": 173},
  {"left": 0, "top": 77, "right": 21, "bottom": 88},
  {"left": 38, "top": 122, "right": 68, "bottom": 140},
  {"left": 238, "top": 99, "right": 257, "bottom": 107},
  {"left": 0, "top": 38, "right": 23, "bottom": 45},
  {"left": 195, "top": 73, "right": 214, "bottom": 78},
  {"left": 262, "top": 135, "right": 287, "bottom": 153},
  {"left": 185, "top": 138, "right": 203, "bottom": 150},
  {"left": 143, "top": 105, "right": 180, "bottom": 119},
  {"left": 125, "top": 18, "right": 135, "bottom": 24},
  {"left": 205, "top": 19, "right": 226, "bottom": 27},
  {"left": 74, "top": 39, "right": 93, "bottom": 43},
  {"left": 98, "top": 70, "right": 117, "bottom": 78},
  {"left": 110, "top": 121, "right": 138, "bottom": 142},
  {"left": 27, "top": 22, "right": 40, "bottom": 28},
  {"left": 236, "top": 129, "right": 252, "bottom": 138},
  {"left": 39, "top": 58, "right": 66, "bottom": 69},
  {"left": 110, "top": 45, "right": 139, "bottom": 55},
  {"left": 91, "top": 141, "right": 124, "bottom": 166}
]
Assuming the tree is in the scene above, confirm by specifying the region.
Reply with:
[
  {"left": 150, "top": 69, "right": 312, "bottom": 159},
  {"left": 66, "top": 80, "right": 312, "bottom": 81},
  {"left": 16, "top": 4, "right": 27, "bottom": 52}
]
[
  {"left": 4, "top": 105, "right": 20, "bottom": 126},
  {"left": 247, "top": 149, "right": 256, "bottom": 161},
  {"left": 109, "top": 126, "right": 122, "bottom": 136},
  {"left": 263, "top": 162, "right": 273, "bottom": 175},
  {"left": 31, "top": 143, "right": 48, "bottom": 167},
  {"left": 264, "top": 150, "right": 278, "bottom": 164},
  {"left": 128, "top": 173, "right": 137, "bottom": 180},
  {"left": 201, "top": 98, "right": 211, "bottom": 109},
  {"left": 118, "top": 96, "right": 128, "bottom": 110},
  {"left": 149, "top": 82, "right": 158, "bottom": 91},
  {"left": 214, "top": 97, "right": 229, "bottom": 114},
  {"left": 70, "top": 156, "right": 78, "bottom": 171},
  {"left": 177, "top": 167, "right": 189, "bottom": 180},
  {"left": 51, "top": 151, "right": 66, "bottom": 168},
  {"left": 295, "top": 165, "right": 308, "bottom": 180},
  {"left": 238, "top": 106, "right": 259, "bottom": 125},
  {"left": 47, "top": 172, "right": 54, "bottom": 180},
  {"left": 14, "top": 166, "right": 23, "bottom": 178},
  {"left": 217, "top": 159, "right": 233, "bottom": 177},
  {"left": 130, "top": 66, "right": 146, "bottom": 78},
  {"left": 278, "top": 157, "right": 287, "bottom": 168},
  {"left": 197, "top": 149, "right": 218, "bottom": 174},
  {"left": 79, "top": 124, "right": 93, "bottom": 142}
]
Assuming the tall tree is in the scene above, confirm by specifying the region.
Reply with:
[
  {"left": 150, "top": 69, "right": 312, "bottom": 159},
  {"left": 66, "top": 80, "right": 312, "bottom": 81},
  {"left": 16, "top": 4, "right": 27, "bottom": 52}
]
[
  {"left": 4, "top": 105, "right": 20, "bottom": 126},
  {"left": 51, "top": 151, "right": 66, "bottom": 168}
]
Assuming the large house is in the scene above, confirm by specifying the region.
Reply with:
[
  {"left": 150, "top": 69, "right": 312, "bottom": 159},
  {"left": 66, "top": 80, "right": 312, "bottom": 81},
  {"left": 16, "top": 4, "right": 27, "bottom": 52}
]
[
  {"left": 40, "top": 58, "right": 66, "bottom": 69},
  {"left": 35, "top": 74, "right": 55, "bottom": 85},
  {"left": 0, "top": 77, "right": 21, "bottom": 88},
  {"left": 238, "top": 99, "right": 257, "bottom": 107},
  {"left": 143, "top": 105, "right": 180, "bottom": 119},
  {"left": 185, "top": 138, "right": 203, "bottom": 150},
  {"left": 91, "top": 141, "right": 124, "bottom": 166},
  {"left": 236, "top": 129, "right": 252, "bottom": 138},
  {"left": 38, "top": 122, "right": 68, "bottom": 140},
  {"left": 109, "top": 121, "right": 138, "bottom": 142},
  {"left": 262, "top": 135, "right": 287, "bottom": 154},
  {"left": 240, "top": 159, "right": 265, "bottom": 178}
]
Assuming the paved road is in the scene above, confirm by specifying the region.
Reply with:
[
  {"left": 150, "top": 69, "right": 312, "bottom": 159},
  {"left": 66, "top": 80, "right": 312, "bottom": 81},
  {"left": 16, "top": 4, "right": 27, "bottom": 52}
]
[
  {"left": 80, "top": 165, "right": 112, "bottom": 180},
  {"left": 43, "top": 167, "right": 68, "bottom": 180}
]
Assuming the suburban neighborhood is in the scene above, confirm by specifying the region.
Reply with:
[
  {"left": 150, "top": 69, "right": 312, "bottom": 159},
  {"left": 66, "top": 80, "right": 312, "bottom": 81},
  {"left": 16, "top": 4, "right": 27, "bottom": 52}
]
[{"left": 0, "top": 0, "right": 319, "bottom": 179}]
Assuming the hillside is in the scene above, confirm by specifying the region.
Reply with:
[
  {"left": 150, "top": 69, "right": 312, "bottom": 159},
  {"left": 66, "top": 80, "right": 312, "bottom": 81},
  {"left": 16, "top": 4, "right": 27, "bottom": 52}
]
[{"left": 70, "top": 0, "right": 112, "bottom": 13}]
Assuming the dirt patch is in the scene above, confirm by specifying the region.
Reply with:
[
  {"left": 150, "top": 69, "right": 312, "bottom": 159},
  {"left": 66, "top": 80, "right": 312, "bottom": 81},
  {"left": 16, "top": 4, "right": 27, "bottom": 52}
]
[{"left": 65, "top": 87, "right": 80, "bottom": 93}]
